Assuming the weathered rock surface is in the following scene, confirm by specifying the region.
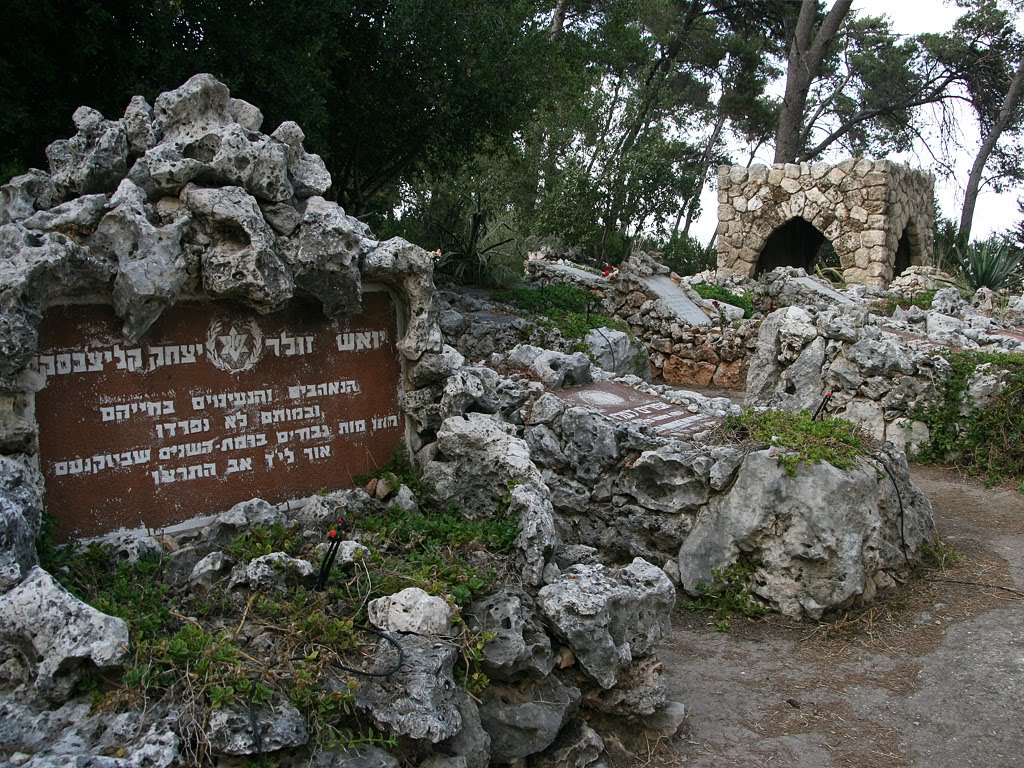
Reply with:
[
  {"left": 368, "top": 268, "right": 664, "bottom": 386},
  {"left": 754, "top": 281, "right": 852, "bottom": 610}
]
[
  {"left": 367, "top": 587, "right": 454, "bottom": 636},
  {"left": 354, "top": 634, "right": 461, "bottom": 742},
  {"left": 208, "top": 693, "right": 308, "bottom": 755},
  {"left": 511, "top": 483, "right": 557, "bottom": 587},
  {"left": 464, "top": 588, "right": 555, "bottom": 681},
  {"left": 0, "top": 456, "right": 43, "bottom": 591},
  {"left": 677, "top": 444, "right": 935, "bottom": 619},
  {"left": 537, "top": 559, "right": 674, "bottom": 689},
  {"left": 508, "top": 344, "right": 593, "bottom": 389},
  {"left": 0, "top": 567, "right": 130, "bottom": 701},
  {"left": 422, "top": 413, "right": 544, "bottom": 517},
  {"left": 478, "top": 675, "right": 581, "bottom": 763}
]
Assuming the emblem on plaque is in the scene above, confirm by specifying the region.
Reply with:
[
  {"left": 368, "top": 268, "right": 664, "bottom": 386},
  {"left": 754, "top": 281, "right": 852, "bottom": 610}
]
[{"left": 206, "top": 319, "right": 264, "bottom": 373}]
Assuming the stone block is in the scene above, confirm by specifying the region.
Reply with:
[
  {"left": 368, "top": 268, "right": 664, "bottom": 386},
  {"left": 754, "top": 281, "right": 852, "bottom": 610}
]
[{"left": 662, "top": 357, "right": 715, "bottom": 386}]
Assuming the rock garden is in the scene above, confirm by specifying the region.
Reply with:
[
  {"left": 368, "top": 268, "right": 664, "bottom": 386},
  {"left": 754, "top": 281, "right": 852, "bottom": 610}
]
[{"left": 0, "top": 74, "right": 1021, "bottom": 768}]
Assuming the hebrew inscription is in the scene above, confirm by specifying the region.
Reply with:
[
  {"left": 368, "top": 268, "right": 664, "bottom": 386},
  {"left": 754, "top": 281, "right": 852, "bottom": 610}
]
[{"left": 34, "top": 293, "right": 403, "bottom": 539}]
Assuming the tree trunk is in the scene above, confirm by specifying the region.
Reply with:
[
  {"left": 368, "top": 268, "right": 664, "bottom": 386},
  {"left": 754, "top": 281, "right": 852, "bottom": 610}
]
[
  {"left": 959, "top": 56, "right": 1024, "bottom": 243},
  {"left": 773, "top": 0, "right": 853, "bottom": 164}
]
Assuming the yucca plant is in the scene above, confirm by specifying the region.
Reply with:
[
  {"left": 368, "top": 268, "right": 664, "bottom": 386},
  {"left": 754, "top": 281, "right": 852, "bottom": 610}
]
[{"left": 954, "top": 239, "right": 1024, "bottom": 291}]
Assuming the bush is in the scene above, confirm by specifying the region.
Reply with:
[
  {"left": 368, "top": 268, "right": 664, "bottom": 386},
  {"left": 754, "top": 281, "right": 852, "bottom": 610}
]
[
  {"left": 660, "top": 233, "right": 716, "bottom": 276},
  {"left": 492, "top": 284, "right": 626, "bottom": 340},
  {"left": 913, "top": 351, "right": 1024, "bottom": 485}
]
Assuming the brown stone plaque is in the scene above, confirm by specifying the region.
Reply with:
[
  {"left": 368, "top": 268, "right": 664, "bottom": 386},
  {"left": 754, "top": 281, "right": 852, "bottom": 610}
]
[
  {"left": 557, "top": 381, "right": 720, "bottom": 440},
  {"left": 33, "top": 292, "right": 403, "bottom": 540}
]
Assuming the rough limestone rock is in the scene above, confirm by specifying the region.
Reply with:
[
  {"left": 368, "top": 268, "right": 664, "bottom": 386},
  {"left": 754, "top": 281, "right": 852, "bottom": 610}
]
[
  {"left": 478, "top": 675, "right": 581, "bottom": 763},
  {"left": 0, "top": 456, "right": 43, "bottom": 591},
  {"left": 536, "top": 559, "right": 675, "bottom": 689},
  {"left": 239, "top": 552, "right": 316, "bottom": 590},
  {"left": 271, "top": 120, "right": 332, "bottom": 198},
  {"left": 579, "top": 655, "right": 666, "bottom": 716},
  {"left": 464, "top": 588, "right": 555, "bottom": 682},
  {"left": 529, "top": 719, "right": 604, "bottom": 768},
  {"left": 677, "top": 445, "right": 935, "bottom": 619},
  {"left": 88, "top": 179, "right": 189, "bottom": 342},
  {"left": 367, "top": 587, "right": 454, "bottom": 636},
  {"left": 46, "top": 106, "right": 128, "bottom": 200},
  {"left": 278, "top": 196, "right": 366, "bottom": 316},
  {"left": 508, "top": 344, "right": 593, "bottom": 389},
  {"left": 0, "top": 224, "right": 115, "bottom": 380},
  {"left": 436, "top": 692, "right": 492, "bottom": 768},
  {"left": 423, "top": 413, "right": 545, "bottom": 518},
  {"left": 511, "top": 484, "right": 557, "bottom": 587},
  {"left": 200, "top": 497, "right": 288, "bottom": 548},
  {"left": 410, "top": 345, "right": 466, "bottom": 389},
  {"left": 559, "top": 408, "right": 621, "bottom": 485},
  {"left": 585, "top": 327, "right": 648, "bottom": 378},
  {"left": 438, "top": 366, "right": 501, "bottom": 421},
  {"left": 1, "top": 170, "right": 58, "bottom": 224},
  {"left": 0, "top": 567, "right": 130, "bottom": 701},
  {"left": 354, "top": 634, "right": 462, "bottom": 742},
  {"left": 745, "top": 306, "right": 827, "bottom": 413},
  {"left": 0, "top": 697, "right": 183, "bottom": 768},
  {"left": 188, "top": 551, "right": 231, "bottom": 589},
  {"left": 21, "top": 193, "right": 109, "bottom": 236},
  {"left": 613, "top": 445, "right": 712, "bottom": 514},
  {"left": 310, "top": 746, "right": 400, "bottom": 768},
  {"left": 362, "top": 237, "right": 443, "bottom": 361},
  {"left": 208, "top": 693, "right": 308, "bottom": 755},
  {"left": 182, "top": 184, "right": 294, "bottom": 311}
]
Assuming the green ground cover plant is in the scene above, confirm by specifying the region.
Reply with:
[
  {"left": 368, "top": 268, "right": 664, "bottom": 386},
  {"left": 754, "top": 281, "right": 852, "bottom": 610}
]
[
  {"left": 912, "top": 350, "right": 1024, "bottom": 486},
  {"left": 723, "top": 409, "right": 868, "bottom": 476},
  {"left": 36, "top": 451, "right": 519, "bottom": 763},
  {"left": 682, "top": 561, "right": 766, "bottom": 632},
  {"left": 492, "top": 283, "right": 628, "bottom": 340}
]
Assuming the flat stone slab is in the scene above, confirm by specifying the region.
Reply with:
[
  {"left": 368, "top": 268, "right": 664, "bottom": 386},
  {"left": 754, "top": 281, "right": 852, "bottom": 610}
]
[
  {"left": 790, "top": 276, "right": 856, "bottom": 305},
  {"left": 557, "top": 381, "right": 720, "bottom": 441},
  {"left": 642, "top": 276, "right": 710, "bottom": 326},
  {"left": 540, "top": 262, "right": 608, "bottom": 288}
]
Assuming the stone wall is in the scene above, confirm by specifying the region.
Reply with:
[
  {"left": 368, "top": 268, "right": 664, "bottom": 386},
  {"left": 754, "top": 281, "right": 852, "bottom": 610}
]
[
  {"left": 716, "top": 159, "right": 935, "bottom": 288},
  {"left": 528, "top": 255, "right": 760, "bottom": 389}
]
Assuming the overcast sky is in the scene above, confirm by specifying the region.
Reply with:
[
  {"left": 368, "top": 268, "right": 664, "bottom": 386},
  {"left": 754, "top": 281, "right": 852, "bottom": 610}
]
[{"left": 690, "top": 0, "right": 1021, "bottom": 243}]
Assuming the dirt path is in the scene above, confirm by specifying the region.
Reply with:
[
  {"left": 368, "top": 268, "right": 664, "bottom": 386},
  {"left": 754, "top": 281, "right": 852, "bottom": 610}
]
[{"left": 649, "top": 463, "right": 1024, "bottom": 768}]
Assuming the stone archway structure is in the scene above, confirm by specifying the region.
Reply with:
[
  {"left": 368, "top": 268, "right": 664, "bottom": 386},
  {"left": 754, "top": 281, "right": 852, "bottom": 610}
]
[{"left": 715, "top": 159, "right": 934, "bottom": 288}]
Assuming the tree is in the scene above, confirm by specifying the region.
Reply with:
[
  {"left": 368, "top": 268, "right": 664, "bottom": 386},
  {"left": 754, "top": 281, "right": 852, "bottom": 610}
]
[
  {"left": 772, "top": 0, "right": 960, "bottom": 164},
  {"left": 774, "top": 0, "right": 853, "bottom": 163},
  {"left": 0, "top": 0, "right": 551, "bottom": 225},
  {"left": 923, "top": 0, "right": 1024, "bottom": 242}
]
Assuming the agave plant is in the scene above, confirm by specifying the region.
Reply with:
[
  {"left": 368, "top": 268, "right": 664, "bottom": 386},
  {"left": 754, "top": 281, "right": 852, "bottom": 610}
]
[{"left": 953, "top": 239, "right": 1023, "bottom": 291}]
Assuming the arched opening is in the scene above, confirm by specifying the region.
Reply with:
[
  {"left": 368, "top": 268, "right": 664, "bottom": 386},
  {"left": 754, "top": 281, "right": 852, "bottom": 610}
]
[
  {"left": 755, "top": 217, "right": 828, "bottom": 277},
  {"left": 894, "top": 230, "right": 912, "bottom": 277}
]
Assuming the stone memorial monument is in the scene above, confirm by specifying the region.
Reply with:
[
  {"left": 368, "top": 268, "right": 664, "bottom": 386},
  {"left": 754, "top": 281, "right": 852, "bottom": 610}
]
[{"left": 0, "top": 74, "right": 445, "bottom": 539}]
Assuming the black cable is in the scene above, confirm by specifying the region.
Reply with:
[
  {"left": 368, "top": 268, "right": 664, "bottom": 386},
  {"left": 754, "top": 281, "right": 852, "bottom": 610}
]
[{"left": 872, "top": 452, "right": 911, "bottom": 567}]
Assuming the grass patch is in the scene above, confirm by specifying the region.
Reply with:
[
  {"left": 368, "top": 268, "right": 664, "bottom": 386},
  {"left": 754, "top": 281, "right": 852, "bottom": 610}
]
[
  {"left": 36, "top": 451, "right": 517, "bottom": 762},
  {"left": 691, "top": 283, "right": 754, "bottom": 319},
  {"left": 912, "top": 350, "right": 1024, "bottom": 487},
  {"left": 492, "top": 284, "right": 628, "bottom": 340},
  {"left": 724, "top": 409, "right": 868, "bottom": 475}
]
